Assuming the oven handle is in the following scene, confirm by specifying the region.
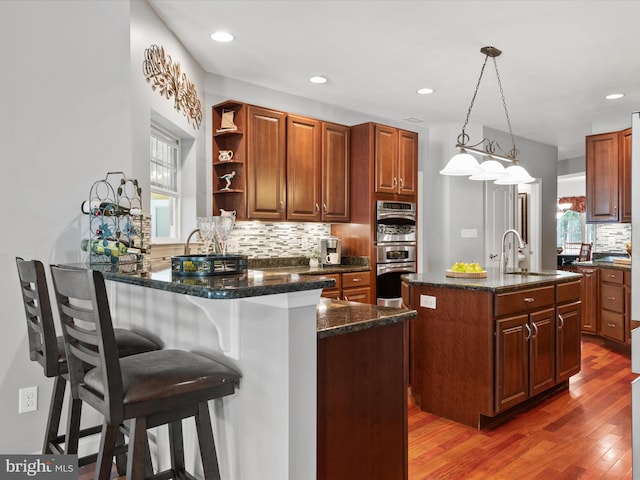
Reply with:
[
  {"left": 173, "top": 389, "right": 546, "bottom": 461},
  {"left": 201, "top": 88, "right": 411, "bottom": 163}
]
[
  {"left": 377, "top": 262, "right": 416, "bottom": 276},
  {"left": 376, "top": 211, "right": 416, "bottom": 222}
]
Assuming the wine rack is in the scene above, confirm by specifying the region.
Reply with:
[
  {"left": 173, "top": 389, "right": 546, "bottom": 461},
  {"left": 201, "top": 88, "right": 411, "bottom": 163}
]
[{"left": 83, "top": 171, "right": 148, "bottom": 269}]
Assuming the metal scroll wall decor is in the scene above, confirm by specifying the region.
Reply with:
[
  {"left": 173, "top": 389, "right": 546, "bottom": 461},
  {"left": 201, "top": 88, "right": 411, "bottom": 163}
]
[{"left": 142, "top": 44, "right": 202, "bottom": 129}]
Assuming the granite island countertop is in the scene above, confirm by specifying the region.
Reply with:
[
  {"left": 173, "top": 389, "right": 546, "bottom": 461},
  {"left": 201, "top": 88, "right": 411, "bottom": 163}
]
[
  {"left": 89, "top": 264, "right": 336, "bottom": 299},
  {"left": 402, "top": 268, "right": 582, "bottom": 293},
  {"left": 574, "top": 257, "right": 631, "bottom": 271},
  {"left": 316, "top": 298, "right": 416, "bottom": 339}
]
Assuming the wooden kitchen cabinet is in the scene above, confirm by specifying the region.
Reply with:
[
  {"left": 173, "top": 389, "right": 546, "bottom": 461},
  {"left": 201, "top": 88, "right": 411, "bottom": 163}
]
[
  {"left": 374, "top": 124, "right": 418, "bottom": 197},
  {"left": 578, "top": 266, "right": 599, "bottom": 334},
  {"left": 321, "top": 271, "right": 371, "bottom": 303},
  {"left": 495, "top": 287, "right": 556, "bottom": 413},
  {"left": 585, "top": 128, "right": 632, "bottom": 223},
  {"left": 212, "top": 101, "right": 247, "bottom": 218},
  {"left": 247, "top": 105, "right": 287, "bottom": 219},
  {"left": 407, "top": 280, "right": 581, "bottom": 428},
  {"left": 555, "top": 281, "right": 581, "bottom": 383},
  {"left": 287, "top": 116, "right": 350, "bottom": 222},
  {"left": 599, "top": 267, "right": 628, "bottom": 344}
]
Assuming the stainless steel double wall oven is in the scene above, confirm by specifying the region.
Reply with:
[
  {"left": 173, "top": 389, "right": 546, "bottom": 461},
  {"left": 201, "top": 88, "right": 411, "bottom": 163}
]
[{"left": 375, "top": 201, "right": 416, "bottom": 307}]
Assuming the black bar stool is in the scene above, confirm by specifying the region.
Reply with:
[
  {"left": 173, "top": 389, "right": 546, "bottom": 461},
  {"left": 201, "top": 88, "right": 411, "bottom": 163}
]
[
  {"left": 50, "top": 265, "right": 240, "bottom": 480},
  {"left": 15, "top": 258, "right": 161, "bottom": 468}
]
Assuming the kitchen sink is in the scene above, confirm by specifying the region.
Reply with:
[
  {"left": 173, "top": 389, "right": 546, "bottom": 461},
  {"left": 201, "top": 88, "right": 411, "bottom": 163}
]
[{"left": 505, "top": 271, "right": 559, "bottom": 277}]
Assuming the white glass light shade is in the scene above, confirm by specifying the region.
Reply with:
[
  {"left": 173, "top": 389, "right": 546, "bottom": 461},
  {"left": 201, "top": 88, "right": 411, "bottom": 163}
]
[
  {"left": 494, "top": 165, "right": 535, "bottom": 185},
  {"left": 469, "top": 159, "right": 508, "bottom": 181},
  {"left": 439, "top": 152, "right": 482, "bottom": 176}
]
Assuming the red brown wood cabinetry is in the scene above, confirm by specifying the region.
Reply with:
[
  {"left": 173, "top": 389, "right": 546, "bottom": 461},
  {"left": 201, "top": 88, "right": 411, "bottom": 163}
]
[
  {"left": 620, "top": 128, "right": 632, "bottom": 223},
  {"left": 320, "top": 271, "right": 371, "bottom": 303},
  {"left": 374, "top": 124, "right": 418, "bottom": 197},
  {"left": 577, "top": 266, "right": 599, "bottom": 334},
  {"left": 407, "top": 281, "right": 581, "bottom": 428},
  {"left": 247, "top": 105, "right": 287, "bottom": 219},
  {"left": 287, "top": 117, "right": 350, "bottom": 222},
  {"left": 599, "top": 267, "right": 629, "bottom": 344},
  {"left": 321, "top": 122, "right": 350, "bottom": 222},
  {"left": 317, "top": 320, "right": 408, "bottom": 480},
  {"left": 555, "top": 281, "right": 581, "bottom": 383},
  {"left": 286, "top": 115, "right": 322, "bottom": 221},
  {"left": 495, "top": 287, "right": 556, "bottom": 413},
  {"left": 212, "top": 101, "right": 247, "bottom": 218},
  {"left": 585, "top": 129, "right": 632, "bottom": 223}
]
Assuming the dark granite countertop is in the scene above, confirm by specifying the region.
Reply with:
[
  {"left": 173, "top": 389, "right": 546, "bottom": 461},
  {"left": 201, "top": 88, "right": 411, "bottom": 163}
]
[
  {"left": 574, "top": 257, "right": 631, "bottom": 271},
  {"left": 248, "top": 256, "right": 370, "bottom": 276},
  {"left": 88, "top": 264, "right": 336, "bottom": 299},
  {"left": 401, "top": 268, "right": 581, "bottom": 293},
  {"left": 316, "top": 298, "right": 416, "bottom": 339}
]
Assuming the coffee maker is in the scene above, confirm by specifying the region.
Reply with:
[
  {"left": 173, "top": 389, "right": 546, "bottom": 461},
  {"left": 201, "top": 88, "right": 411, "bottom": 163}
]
[{"left": 319, "top": 236, "right": 342, "bottom": 266}]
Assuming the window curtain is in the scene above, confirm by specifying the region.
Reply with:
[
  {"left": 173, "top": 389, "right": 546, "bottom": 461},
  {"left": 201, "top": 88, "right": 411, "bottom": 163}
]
[{"left": 558, "top": 196, "right": 586, "bottom": 213}]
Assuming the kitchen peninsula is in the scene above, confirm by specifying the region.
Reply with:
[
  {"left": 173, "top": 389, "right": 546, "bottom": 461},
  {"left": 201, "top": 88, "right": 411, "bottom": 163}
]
[
  {"left": 95, "top": 263, "right": 415, "bottom": 480},
  {"left": 402, "top": 269, "right": 582, "bottom": 429}
]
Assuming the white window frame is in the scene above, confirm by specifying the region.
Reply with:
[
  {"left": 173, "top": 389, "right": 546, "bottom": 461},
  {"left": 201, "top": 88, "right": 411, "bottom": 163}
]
[{"left": 150, "top": 124, "right": 181, "bottom": 242}]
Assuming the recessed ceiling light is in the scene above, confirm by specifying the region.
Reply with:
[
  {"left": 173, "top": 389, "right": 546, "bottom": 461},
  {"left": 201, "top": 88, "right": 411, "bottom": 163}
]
[
  {"left": 605, "top": 93, "right": 624, "bottom": 100},
  {"left": 309, "top": 76, "right": 328, "bottom": 84},
  {"left": 210, "top": 31, "right": 234, "bottom": 43},
  {"left": 416, "top": 88, "right": 434, "bottom": 95}
]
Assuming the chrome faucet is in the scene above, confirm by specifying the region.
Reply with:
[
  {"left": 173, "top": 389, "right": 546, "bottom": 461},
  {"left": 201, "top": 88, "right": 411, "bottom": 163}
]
[
  {"left": 500, "top": 229, "right": 525, "bottom": 274},
  {"left": 184, "top": 228, "right": 200, "bottom": 255}
]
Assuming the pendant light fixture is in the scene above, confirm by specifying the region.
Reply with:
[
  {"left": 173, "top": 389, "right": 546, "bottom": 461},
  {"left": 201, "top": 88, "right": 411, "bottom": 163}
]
[{"left": 440, "top": 46, "right": 534, "bottom": 184}]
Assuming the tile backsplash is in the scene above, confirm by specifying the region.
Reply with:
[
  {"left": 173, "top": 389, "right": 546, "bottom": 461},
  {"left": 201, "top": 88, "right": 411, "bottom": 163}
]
[
  {"left": 592, "top": 223, "right": 631, "bottom": 253},
  {"left": 228, "top": 221, "right": 331, "bottom": 258}
]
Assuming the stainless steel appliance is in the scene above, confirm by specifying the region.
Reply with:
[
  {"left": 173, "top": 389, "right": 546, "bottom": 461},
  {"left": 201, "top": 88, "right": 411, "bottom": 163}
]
[
  {"left": 375, "top": 201, "right": 417, "bottom": 307},
  {"left": 376, "top": 200, "right": 416, "bottom": 244},
  {"left": 319, "top": 236, "right": 342, "bottom": 265}
]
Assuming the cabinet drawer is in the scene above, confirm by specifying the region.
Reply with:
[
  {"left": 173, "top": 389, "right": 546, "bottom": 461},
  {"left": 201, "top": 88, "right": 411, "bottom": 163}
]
[
  {"left": 601, "top": 310, "right": 625, "bottom": 342},
  {"left": 342, "top": 286, "right": 371, "bottom": 304},
  {"left": 322, "top": 273, "right": 342, "bottom": 290},
  {"left": 601, "top": 268, "right": 624, "bottom": 285},
  {"left": 601, "top": 283, "right": 624, "bottom": 313},
  {"left": 557, "top": 281, "right": 581, "bottom": 304},
  {"left": 495, "top": 286, "right": 555, "bottom": 317},
  {"left": 342, "top": 271, "right": 370, "bottom": 287}
]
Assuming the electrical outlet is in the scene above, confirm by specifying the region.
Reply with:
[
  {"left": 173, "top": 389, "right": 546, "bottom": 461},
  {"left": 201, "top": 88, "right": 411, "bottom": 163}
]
[
  {"left": 420, "top": 294, "right": 436, "bottom": 309},
  {"left": 19, "top": 386, "right": 38, "bottom": 414}
]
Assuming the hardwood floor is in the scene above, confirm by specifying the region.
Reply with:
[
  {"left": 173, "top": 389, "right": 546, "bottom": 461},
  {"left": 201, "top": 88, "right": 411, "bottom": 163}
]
[
  {"left": 408, "top": 335, "right": 634, "bottom": 480},
  {"left": 79, "top": 336, "right": 633, "bottom": 480}
]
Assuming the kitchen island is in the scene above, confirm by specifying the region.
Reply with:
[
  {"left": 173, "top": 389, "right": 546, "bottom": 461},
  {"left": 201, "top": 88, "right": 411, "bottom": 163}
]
[
  {"left": 94, "top": 263, "right": 414, "bottom": 480},
  {"left": 402, "top": 268, "right": 582, "bottom": 428}
]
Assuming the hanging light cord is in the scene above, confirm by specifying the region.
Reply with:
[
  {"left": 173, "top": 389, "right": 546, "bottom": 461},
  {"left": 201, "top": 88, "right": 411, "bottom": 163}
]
[
  {"left": 459, "top": 53, "right": 490, "bottom": 144},
  {"left": 492, "top": 56, "right": 519, "bottom": 159}
]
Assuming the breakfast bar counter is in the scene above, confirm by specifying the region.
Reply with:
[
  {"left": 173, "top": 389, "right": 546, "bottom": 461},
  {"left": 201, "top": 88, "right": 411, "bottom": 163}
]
[{"left": 93, "top": 263, "right": 414, "bottom": 480}]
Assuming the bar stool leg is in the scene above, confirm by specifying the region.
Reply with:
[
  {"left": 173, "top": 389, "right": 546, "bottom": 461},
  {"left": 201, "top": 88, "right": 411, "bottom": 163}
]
[
  {"left": 126, "top": 417, "right": 148, "bottom": 480},
  {"left": 65, "top": 397, "right": 82, "bottom": 455},
  {"left": 95, "top": 423, "right": 118, "bottom": 480},
  {"left": 169, "top": 420, "right": 185, "bottom": 474},
  {"left": 195, "top": 402, "right": 221, "bottom": 480},
  {"left": 43, "top": 376, "right": 66, "bottom": 454}
]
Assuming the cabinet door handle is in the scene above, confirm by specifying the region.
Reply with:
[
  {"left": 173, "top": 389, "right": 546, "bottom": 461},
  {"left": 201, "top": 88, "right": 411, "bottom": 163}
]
[
  {"left": 524, "top": 297, "right": 535, "bottom": 303},
  {"left": 524, "top": 324, "right": 532, "bottom": 341},
  {"left": 399, "top": 178, "right": 404, "bottom": 188},
  {"left": 323, "top": 203, "right": 328, "bottom": 213},
  {"left": 558, "top": 314, "right": 565, "bottom": 330},
  {"left": 392, "top": 177, "right": 398, "bottom": 187},
  {"left": 608, "top": 323, "right": 617, "bottom": 328},
  {"left": 279, "top": 200, "right": 284, "bottom": 212},
  {"left": 315, "top": 203, "right": 320, "bottom": 214},
  {"left": 531, "top": 322, "right": 539, "bottom": 339},
  {"left": 344, "top": 295, "right": 349, "bottom": 301},
  {"left": 607, "top": 296, "right": 616, "bottom": 301}
]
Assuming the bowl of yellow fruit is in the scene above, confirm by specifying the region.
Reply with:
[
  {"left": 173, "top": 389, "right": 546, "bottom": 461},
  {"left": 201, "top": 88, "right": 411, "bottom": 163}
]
[{"left": 446, "top": 262, "right": 487, "bottom": 278}]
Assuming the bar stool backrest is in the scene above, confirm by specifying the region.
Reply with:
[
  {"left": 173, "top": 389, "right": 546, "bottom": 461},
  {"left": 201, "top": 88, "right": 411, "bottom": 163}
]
[
  {"left": 50, "top": 266, "right": 124, "bottom": 424},
  {"left": 16, "top": 258, "right": 60, "bottom": 378}
]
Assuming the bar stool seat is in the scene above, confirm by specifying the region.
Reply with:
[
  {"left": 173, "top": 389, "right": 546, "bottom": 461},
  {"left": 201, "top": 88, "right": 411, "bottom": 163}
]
[
  {"left": 15, "top": 258, "right": 161, "bottom": 467},
  {"left": 50, "top": 265, "right": 240, "bottom": 480}
]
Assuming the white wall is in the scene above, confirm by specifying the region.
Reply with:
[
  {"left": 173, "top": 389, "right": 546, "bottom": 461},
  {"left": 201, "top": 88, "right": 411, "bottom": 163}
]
[
  {"left": 0, "top": 0, "right": 208, "bottom": 455},
  {"left": 0, "top": 0, "right": 132, "bottom": 453}
]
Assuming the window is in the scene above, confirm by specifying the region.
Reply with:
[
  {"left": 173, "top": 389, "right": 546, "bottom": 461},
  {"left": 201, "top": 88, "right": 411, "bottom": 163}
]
[{"left": 150, "top": 125, "right": 180, "bottom": 240}]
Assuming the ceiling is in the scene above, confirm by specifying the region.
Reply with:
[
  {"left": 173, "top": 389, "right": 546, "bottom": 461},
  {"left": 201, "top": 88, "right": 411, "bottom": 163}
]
[{"left": 148, "top": 0, "right": 640, "bottom": 161}]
